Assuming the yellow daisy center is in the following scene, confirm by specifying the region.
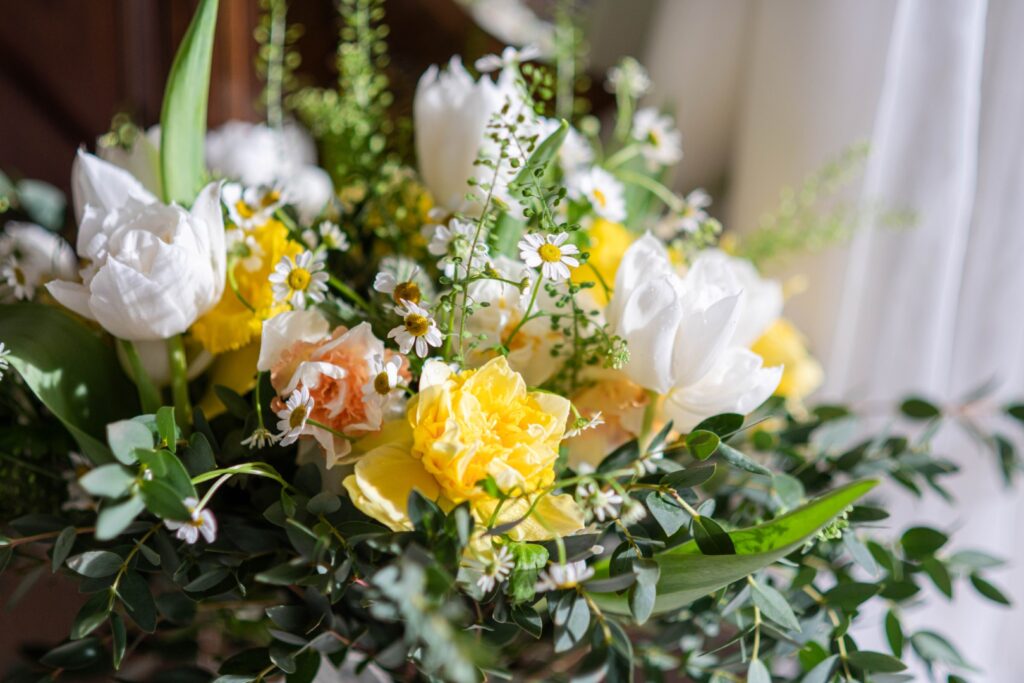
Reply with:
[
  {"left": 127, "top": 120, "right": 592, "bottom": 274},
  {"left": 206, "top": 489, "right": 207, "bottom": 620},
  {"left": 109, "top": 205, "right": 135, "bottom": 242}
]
[
  {"left": 261, "top": 190, "right": 281, "bottom": 207},
  {"left": 373, "top": 371, "right": 392, "bottom": 395},
  {"left": 538, "top": 243, "right": 563, "bottom": 263},
  {"left": 287, "top": 268, "right": 312, "bottom": 291},
  {"left": 404, "top": 313, "right": 430, "bottom": 337},
  {"left": 592, "top": 188, "right": 608, "bottom": 208},
  {"left": 647, "top": 130, "right": 661, "bottom": 147},
  {"left": 235, "top": 200, "right": 255, "bottom": 219},
  {"left": 393, "top": 281, "right": 422, "bottom": 305},
  {"left": 289, "top": 406, "right": 308, "bottom": 429}
]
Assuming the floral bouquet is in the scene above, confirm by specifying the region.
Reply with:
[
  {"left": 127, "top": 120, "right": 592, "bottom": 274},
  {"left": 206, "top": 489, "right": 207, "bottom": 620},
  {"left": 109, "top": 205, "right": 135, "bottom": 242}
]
[{"left": 1, "top": 1, "right": 1019, "bottom": 682}]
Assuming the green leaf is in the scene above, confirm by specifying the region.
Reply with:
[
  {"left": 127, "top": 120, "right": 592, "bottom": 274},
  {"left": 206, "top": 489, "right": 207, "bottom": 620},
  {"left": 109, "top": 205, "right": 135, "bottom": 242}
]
[
  {"left": 901, "top": 526, "right": 948, "bottom": 558},
  {"left": 747, "top": 659, "right": 771, "bottom": 683},
  {"left": 824, "top": 582, "right": 881, "bottom": 611},
  {"left": 910, "top": 631, "right": 975, "bottom": 670},
  {"left": 803, "top": 655, "right": 838, "bottom": 683},
  {"left": 111, "top": 612, "right": 127, "bottom": 670},
  {"left": 96, "top": 496, "right": 146, "bottom": 541},
  {"left": 1006, "top": 403, "right": 1024, "bottom": 424},
  {"left": 286, "top": 649, "right": 321, "bottom": 683},
  {"left": 80, "top": 464, "right": 136, "bottom": 498},
  {"left": 491, "top": 211, "right": 528, "bottom": 258},
  {"left": 70, "top": 590, "right": 111, "bottom": 639},
  {"left": 118, "top": 571, "right": 158, "bottom": 632},
  {"left": 717, "top": 443, "right": 772, "bottom": 476},
  {"left": 751, "top": 580, "right": 801, "bottom": 632},
  {"left": 646, "top": 492, "right": 689, "bottom": 536},
  {"left": 107, "top": 420, "right": 153, "bottom": 465},
  {"left": 40, "top": 637, "right": 103, "bottom": 669},
  {"left": 885, "top": 610, "right": 904, "bottom": 657},
  {"left": 772, "top": 474, "right": 805, "bottom": 509},
  {"left": 508, "top": 542, "right": 548, "bottom": 603},
  {"left": 68, "top": 550, "right": 123, "bottom": 577},
  {"left": 182, "top": 432, "right": 217, "bottom": 476},
  {"left": 140, "top": 479, "right": 191, "bottom": 521},
  {"left": 970, "top": 574, "right": 1011, "bottom": 605},
  {"left": 0, "top": 304, "right": 138, "bottom": 464},
  {"left": 692, "top": 413, "right": 744, "bottom": 436},
  {"left": 511, "top": 604, "right": 543, "bottom": 638},
  {"left": 591, "top": 479, "right": 877, "bottom": 616},
  {"left": 156, "top": 406, "right": 179, "bottom": 452},
  {"left": 843, "top": 533, "right": 878, "bottom": 576},
  {"left": 846, "top": 650, "right": 907, "bottom": 673},
  {"left": 692, "top": 515, "right": 736, "bottom": 555},
  {"left": 900, "top": 397, "right": 941, "bottom": 419},
  {"left": 685, "top": 430, "right": 720, "bottom": 460},
  {"left": 160, "top": 0, "right": 219, "bottom": 204},
  {"left": 627, "top": 558, "right": 659, "bottom": 625},
  {"left": 509, "top": 119, "right": 568, "bottom": 204},
  {"left": 52, "top": 526, "right": 77, "bottom": 573},
  {"left": 922, "top": 557, "right": 952, "bottom": 597},
  {"left": 136, "top": 449, "right": 197, "bottom": 499},
  {"left": 661, "top": 464, "right": 717, "bottom": 490}
]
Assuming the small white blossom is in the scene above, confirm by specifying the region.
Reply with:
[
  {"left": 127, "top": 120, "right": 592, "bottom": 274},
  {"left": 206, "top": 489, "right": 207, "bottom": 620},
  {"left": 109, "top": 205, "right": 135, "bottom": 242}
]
[
  {"left": 535, "top": 560, "right": 595, "bottom": 593},
  {"left": 577, "top": 482, "right": 624, "bottom": 523},
  {"left": 240, "top": 426, "right": 280, "bottom": 450},
  {"left": 388, "top": 300, "right": 443, "bottom": 358},
  {"left": 464, "top": 545, "right": 515, "bottom": 592},
  {"left": 269, "top": 250, "right": 329, "bottom": 308},
  {"left": 475, "top": 44, "right": 542, "bottom": 73},
  {"left": 426, "top": 218, "right": 490, "bottom": 278},
  {"left": 164, "top": 497, "right": 218, "bottom": 545},
  {"left": 564, "top": 411, "right": 605, "bottom": 439},
  {"left": 632, "top": 108, "right": 683, "bottom": 169},
  {"left": 374, "top": 267, "right": 426, "bottom": 307},
  {"left": 605, "top": 57, "right": 651, "bottom": 98},
  {"left": 318, "top": 221, "right": 350, "bottom": 252},
  {"left": 569, "top": 167, "right": 626, "bottom": 223},
  {"left": 226, "top": 228, "right": 264, "bottom": 272},
  {"left": 0, "top": 341, "right": 10, "bottom": 381},
  {"left": 518, "top": 232, "right": 580, "bottom": 281},
  {"left": 1, "top": 259, "right": 32, "bottom": 300},
  {"left": 275, "top": 385, "right": 314, "bottom": 446},
  {"left": 619, "top": 497, "right": 648, "bottom": 525},
  {"left": 222, "top": 182, "right": 284, "bottom": 230},
  {"left": 632, "top": 450, "right": 665, "bottom": 476},
  {"left": 657, "top": 189, "right": 712, "bottom": 239},
  {"left": 362, "top": 354, "right": 404, "bottom": 402}
]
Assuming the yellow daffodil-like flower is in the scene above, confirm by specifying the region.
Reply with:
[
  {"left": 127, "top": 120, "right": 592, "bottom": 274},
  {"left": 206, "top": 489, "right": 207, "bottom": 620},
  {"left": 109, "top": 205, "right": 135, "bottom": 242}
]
[
  {"left": 343, "top": 356, "right": 585, "bottom": 540},
  {"left": 751, "top": 318, "right": 823, "bottom": 401},
  {"left": 192, "top": 220, "right": 302, "bottom": 354},
  {"left": 571, "top": 218, "right": 634, "bottom": 306}
]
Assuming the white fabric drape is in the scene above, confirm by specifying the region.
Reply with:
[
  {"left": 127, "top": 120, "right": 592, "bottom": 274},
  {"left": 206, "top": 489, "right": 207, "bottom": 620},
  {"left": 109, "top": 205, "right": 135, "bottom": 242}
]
[{"left": 644, "top": 0, "right": 1024, "bottom": 678}]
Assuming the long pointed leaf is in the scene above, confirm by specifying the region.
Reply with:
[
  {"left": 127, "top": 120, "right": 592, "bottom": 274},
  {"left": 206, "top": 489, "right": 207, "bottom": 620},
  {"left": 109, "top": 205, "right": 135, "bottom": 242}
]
[{"left": 591, "top": 479, "right": 877, "bottom": 616}]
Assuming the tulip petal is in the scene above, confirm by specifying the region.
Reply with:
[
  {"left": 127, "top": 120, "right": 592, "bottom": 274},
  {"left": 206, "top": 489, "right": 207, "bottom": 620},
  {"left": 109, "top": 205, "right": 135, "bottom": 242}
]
[
  {"left": 72, "top": 150, "right": 156, "bottom": 223},
  {"left": 45, "top": 281, "right": 94, "bottom": 322}
]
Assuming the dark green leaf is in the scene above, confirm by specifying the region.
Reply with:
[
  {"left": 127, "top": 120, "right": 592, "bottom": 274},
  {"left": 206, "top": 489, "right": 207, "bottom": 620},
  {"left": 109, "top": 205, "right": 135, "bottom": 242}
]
[
  {"left": 846, "top": 650, "right": 907, "bottom": 673},
  {"left": 107, "top": 420, "right": 153, "bottom": 465},
  {"left": 885, "top": 609, "right": 904, "bottom": 657},
  {"left": 692, "top": 515, "right": 736, "bottom": 556},
  {"left": 628, "top": 558, "right": 659, "bottom": 624},
  {"left": 140, "top": 479, "right": 191, "bottom": 521},
  {"left": 306, "top": 492, "right": 341, "bottom": 515},
  {"left": 693, "top": 413, "right": 744, "bottom": 436},
  {"left": 661, "top": 464, "right": 717, "bottom": 490},
  {"left": 156, "top": 406, "right": 179, "bottom": 452},
  {"left": 80, "top": 463, "right": 136, "bottom": 498},
  {"left": 119, "top": 571, "right": 158, "bottom": 632},
  {"left": 185, "top": 567, "right": 230, "bottom": 592},
  {"left": 751, "top": 580, "right": 801, "bottom": 632},
  {"left": 286, "top": 649, "right": 321, "bottom": 683},
  {"left": 111, "top": 612, "right": 127, "bottom": 669},
  {"left": 511, "top": 604, "right": 543, "bottom": 638},
  {"left": 970, "top": 574, "right": 1011, "bottom": 605},
  {"left": 922, "top": 557, "right": 952, "bottom": 597},
  {"left": 1006, "top": 403, "right": 1024, "bottom": 424},
  {"left": 182, "top": 432, "right": 216, "bottom": 476},
  {"left": 646, "top": 492, "right": 689, "bottom": 537},
  {"left": 160, "top": 0, "right": 219, "bottom": 203},
  {"left": 900, "top": 397, "right": 941, "bottom": 419},
  {"left": 70, "top": 590, "right": 111, "bottom": 639},
  {"left": 825, "top": 582, "right": 881, "bottom": 610},
  {"left": 41, "top": 637, "right": 103, "bottom": 669},
  {"left": 685, "top": 430, "right": 720, "bottom": 460},
  {"left": 68, "top": 550, "right": 122, "bottom": 577},
  {"left": 901, "top": 526, "right": 948, "bottom": 558},
  {"left": 52, "top": 526, "right": 77, "bottom": 572},
  {"left": 214, "top": 385, "right": 251, "bottom": 420}
]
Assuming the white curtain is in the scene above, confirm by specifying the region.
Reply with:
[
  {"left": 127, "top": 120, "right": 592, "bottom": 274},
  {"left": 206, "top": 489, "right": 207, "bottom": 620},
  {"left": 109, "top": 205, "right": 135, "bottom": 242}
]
[{"left": 644, "top": 0, "right": 1024, "bottom": 679}]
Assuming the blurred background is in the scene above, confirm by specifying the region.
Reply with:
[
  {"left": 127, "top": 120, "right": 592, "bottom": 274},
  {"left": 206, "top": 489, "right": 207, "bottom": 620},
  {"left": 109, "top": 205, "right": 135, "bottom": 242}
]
[{"left": 2, "top": 0, "right": 1023, "bottom": 678}]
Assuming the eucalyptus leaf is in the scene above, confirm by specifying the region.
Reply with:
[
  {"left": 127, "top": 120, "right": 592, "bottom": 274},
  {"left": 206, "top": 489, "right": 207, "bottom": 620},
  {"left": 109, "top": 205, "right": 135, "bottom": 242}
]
[
  {"left": 751, "top": 580, "right": 801, "bottom": 632},
  {"left": 80, "top": 464, "right": 136, "bottom": 498}
]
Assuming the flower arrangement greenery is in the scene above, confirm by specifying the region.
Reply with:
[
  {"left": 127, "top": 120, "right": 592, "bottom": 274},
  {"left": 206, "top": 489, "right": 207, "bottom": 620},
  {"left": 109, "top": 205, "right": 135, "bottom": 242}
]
[{"left": 0, "top": 1, "right": 1019, "bottom": 682}]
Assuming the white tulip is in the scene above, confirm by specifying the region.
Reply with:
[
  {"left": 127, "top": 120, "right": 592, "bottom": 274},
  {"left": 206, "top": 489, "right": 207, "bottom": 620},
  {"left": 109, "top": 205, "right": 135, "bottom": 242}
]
[
  {"left": 414, "top": 57, "right": 524, "bottom": 213},
  {"left": 692, "top": 249, "right": 783, "bottom": 347},
  {"left": 607, "top": 234, "right": 782, "bottom": 430},
  {"left": 205, "top": 120, "right": 333, "bottom": 224},
  {"left": 46, "top": 151, "right": 226, "bottom": 342}
]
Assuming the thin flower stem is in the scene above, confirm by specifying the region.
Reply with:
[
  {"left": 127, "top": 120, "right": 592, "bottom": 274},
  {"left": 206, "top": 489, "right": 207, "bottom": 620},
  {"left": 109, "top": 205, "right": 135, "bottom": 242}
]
[
  {"left": 108, "top": 523, "right": 161, "bottom": 610},
  {"left": 0, "top": 450, "right": 63, "bottom": 480},
  {"left": 254, "top": 371, "right": 268, "bottom": 431},
  {"left": 328, "top": 275, "right": 372, "bottom": 313},
  {"left": 167, "top": 334, "right": 192, "bottom": 433},
  {"left": 120, "top": 339, "right": 161, "bottom": 414},
  {"left": 604, "top": 144, "right": 640, "bottom": 170},
  {"left": 5, "top": 526, "right": 95, "bottom": 548},
  {"left": 502, "top": 274, "right": 542, "bottom": 349},
  {"left": 616, "top": 168, "right": 684, "bottom": 212}
]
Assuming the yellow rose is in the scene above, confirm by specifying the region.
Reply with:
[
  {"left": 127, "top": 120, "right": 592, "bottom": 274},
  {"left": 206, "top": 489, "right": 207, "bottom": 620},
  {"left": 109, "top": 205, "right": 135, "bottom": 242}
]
[
  {"left": 751, "top": 319, "right": 823, "bottom": 401},
  {"left": 571, "top": 218, "right": 634, "bottom": 306},
  {"left": 343, "top": 356, "right": 584, "bottom": 540},
  {"left": 192, "top": 219, "right": 301, "bottom": 354}
]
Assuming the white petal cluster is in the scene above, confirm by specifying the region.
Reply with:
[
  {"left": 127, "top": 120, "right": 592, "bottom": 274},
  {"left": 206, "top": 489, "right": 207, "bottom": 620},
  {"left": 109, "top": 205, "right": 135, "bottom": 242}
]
[
  {"left": 535, "top": 560, "right": 595, "bottom": 593},
  {"left": 164, "top": 497, "right": 218, "bottom": 545},
  {"left": 0, "top": 222, "right": 77, "bottom": 302}
]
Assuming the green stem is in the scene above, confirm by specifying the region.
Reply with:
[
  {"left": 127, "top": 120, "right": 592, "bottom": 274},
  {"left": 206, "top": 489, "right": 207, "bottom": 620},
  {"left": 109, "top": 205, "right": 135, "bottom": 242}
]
[
  {"left": 503, "top": 275, "right": 542, "bottom": 349},
  {"left": 328, "top": 275, "right": 372, "bottom": 313},
  {"left": 616, "top": 169, "right": 684, "bottom": 212},
  {"left": 638, "top": 389, "right": 659, "bottom": 453},
  {"left": 166, "top": 335, "right": 192, "bottom": 433},
  {"left": 119, "top": 339, "right": 161, "bottom": 414},
  {"left": 604, "top": 144, "right": 640, "bottom": 170}
]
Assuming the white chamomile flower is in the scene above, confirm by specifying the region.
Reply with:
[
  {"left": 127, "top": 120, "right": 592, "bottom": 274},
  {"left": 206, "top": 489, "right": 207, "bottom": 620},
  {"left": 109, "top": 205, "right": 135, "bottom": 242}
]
[
  {"left": 388, "top": 301, "right": 443, "bottom": 358},
  {"left": 576, "top": 481, "right": 624, "bottom": 523},
  {"left": 569, "top": 167, "right": 626, "bottom": 223},
  {"left": 226, "top": 228, "right": 264, "bottom": 272},
  {"left": 0, "top": 341, "right": 11, "bottom": 381},
  {"left": 269, "top": 250, "right": 329, "bottom": 308},
  {"left": 475, "top": 44, "right": 542, "bottom": 73},
  {"left": 632, "top": 449, "right": 665, "bottom": 476},
  {"left": 374, "top": 266, "right": 425, "bottom": 306},
  {"left": 426, "top": 218, "right": 490, "bottom": 277},
  {"left": 363, "top": 354, "right": 404, "bottom": 402},
  {"left": 164, "top": 497, "right": 218, "bottom": 545},
  {"left": 656, "top": 189, "right": 712, "bottom": 239},
  {"left": 1, "top": 259, "right": 32, "bottom": 300},
  {"left": 632, "top": 107, "right": 683, "bottom": 169},
  {"left": 619, "top": 497, "right": 648, "bottom": 525},
  {"left": 275, "top": 385, "right": 315, "bottom": 446},
  {"left": 375, "top": 256, "right": 435, "bottom": 303},
  {"left": 318, "top": 221, "right": 350, "bottom": 252},
  {"left": 535, "top": 560, "right": 595, "bottom": 593},
  {"left": 223, "top": 182, "right": 284, "bottom": 230},
  {"left": 240, "top": 426, "right": 279, "bottom": 450},
  {"left": 605, "top": 57, "right": 651, "bottom": 98},
  {"left": 518, "top": 232, "right": 580, "bottom": 282},
  {"left": 464, "top": 544, "right": 515, "bottom": 592},
  {"left": 564, "top": 411, "right": 605, "bottom": 439}
]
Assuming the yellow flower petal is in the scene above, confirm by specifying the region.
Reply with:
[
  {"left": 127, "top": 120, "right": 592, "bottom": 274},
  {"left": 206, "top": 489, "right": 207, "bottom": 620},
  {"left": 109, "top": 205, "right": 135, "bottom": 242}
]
[
  {"left": 751, "top": 319, "right": 823, "bottom": 401},
  {"left": 476, "top": 493, "right": 585, "bottom": 541},
  {"left": 195, "top": 341, "right": 260, "bottom": 419},
  {"left": 571, "top": 218, "right": 634, "bottom": 306},
  {"left": 343, "top": 443, "right": 441, "bottom": 532}
]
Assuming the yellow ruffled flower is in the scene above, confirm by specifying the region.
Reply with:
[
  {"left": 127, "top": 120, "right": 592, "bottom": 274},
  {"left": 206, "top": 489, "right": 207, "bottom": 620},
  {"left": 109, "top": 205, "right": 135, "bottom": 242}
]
[
  {"left": 343, "top": 356, "right": 584, "bottom": 540},
  {"left": 571, "top": 218, "right": 634, "bottom": 306},
  {"left": 192, "top": 219, "right": 301, "bottom": 354},
  {"left": 751, "top": 318, "right": 823, "bottom": 401}
]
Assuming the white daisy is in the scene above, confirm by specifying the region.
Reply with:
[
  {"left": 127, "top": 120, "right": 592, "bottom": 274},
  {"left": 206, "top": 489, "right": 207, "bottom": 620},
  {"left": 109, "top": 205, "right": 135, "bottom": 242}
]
[
  {"left": 164, "top": 497, "right": 218, "bottom": 545},
  {"left": 518, "top": 232, "right": 580, "bottom": 281},
  {"left": 269, "top": 250, "right": 329, "bottom": 308},
  {"left": 564, "top": 411, "right": 605, "bottom": 439},
  {"left": 374, "top": 256, "right": 435, "bottom": 304},
  {"left": 425, "top": 218, "right": 490, "bottom": 277},
  {"left": 576, "top": 482, "right": 624, "bottom": 523},
  {"left": 362, "top": 354, "right": 404, "bottom": 402},
  {"left": 226, "top": 228, "right": 264, "bottom": 272},
  {"left": 275, "top": 385, "right": 315, "bottom": 446},
  {"left": 319, "top": 221, "right": 350, "bottom": 252},
  {"left": 569, "top": 167, "right": 626, "bottom": 223},
  {"left": 0, "top": 341, "right": 10, "bottom": 381},
  {"left": 475, "top": 44, "right": 543, "bottom": 73},
  {"left": 387, "top": 301, "right": 443, "bottom": 358},
  {"left": 463, "top": 545, "right": 515, "bottom": 593},
  {"left": 656, "top": 189, "right": 712, "bottom": 239},
  {"left": 632, "top": 107, "right": 683, "bottom": 169},
  {"left": 222, "top": 182, "right": 284, "bottom": 230},
  {"left": 1, "top": 259, "right": 32, "bottom": 300},
  {"left": 240, "top": 426, "right": 280, "bottom": 450},
  {"left": 535, "top": 560, "right": 595, "bottom": 593},
  {"left": 374, "top": 267, "right": 425, "bottom": 306},
  {"left": 605, "top": 57, "right": 651, "bottom": 98}
]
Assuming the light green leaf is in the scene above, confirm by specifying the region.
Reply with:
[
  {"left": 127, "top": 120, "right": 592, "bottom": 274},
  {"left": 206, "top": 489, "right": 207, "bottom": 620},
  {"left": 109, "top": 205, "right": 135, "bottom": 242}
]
[
  {"left": 0, "top": 304, "right": 138, "bottom": 463},
  {"left": 96, "top": 496, "right": 145, "bottom": 541},
  {"left": 591, "top": 479, "right": 877, "bottom": 616},
  {"left": 751, "top": 580, "right": 801, "bottom": 632},
  {"left": 159, "top": 0, "right": 219, "bottom": 204},
  {"left": 80, "top": 463, "right": 136, "bottom": 498},
  {"left": 747, "top": 659, "right": 771, "bottom": 683}
]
